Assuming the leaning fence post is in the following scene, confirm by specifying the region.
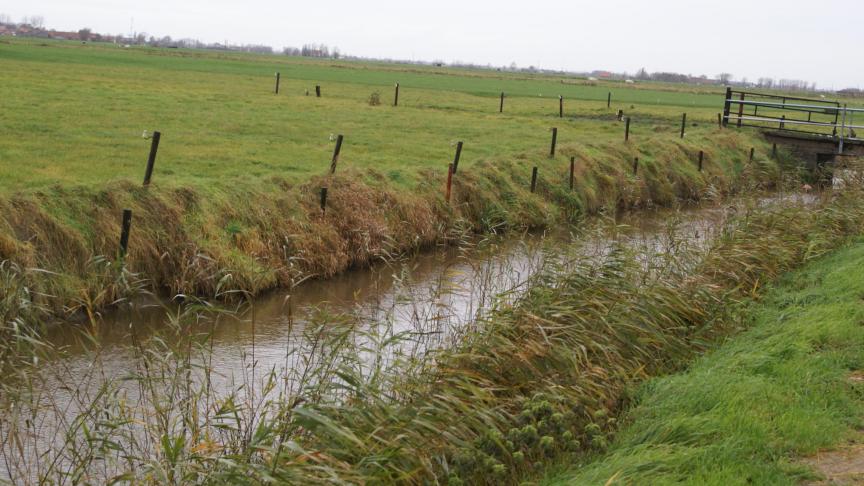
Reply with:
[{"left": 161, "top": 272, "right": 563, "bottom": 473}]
[
  {"left": 446, "top": 163, "right": 454, "bottom": 203},
  {"left": 452, "top": 141, "right": 464, "bottom": 174},
  {"left": 119, "top": 209, "right": 132, "bottom": 258},
  {"left": 530, "top": 166, "right": 538, "bottom": 193},
  {"left": 315, "top": 85, "right": 321, "bottom": 97},
  {"left": 569, "top": 156, "right": 575, "bottom": 190},
  {"left": 625, "top": 117, "right": 631, "bottom": 142},
  {"left": 143, "top": 131, "right": 161, "bottom": 186},
  {"left": 275, "top": 72, "right": 280, "bottom": 94},
  {"left": 330, "top": 134, "right": 344, "bottom": 174},
  {"left": 499, "top": 92, "right": 505, "bottom": 113},
  {"left": 633, "top": 157, "right": 639, "bottom": 175},
  {"left": 698, "top": 150, "right": 704, "bottom": 171},
  {"left": 559, "top": 95, "right": 564, "bottom": 118},
  {"left": 550, "top": 127, "right": 558, "bottom": 158},
  {"left": 394, "top": 82, "right": 399, "bottom": 106},
  {"left": 680, "top": 113, "right": 687, "bottom": 138},
  {"left": 320, "top": 187, "right": 328, "bottom": 215}
]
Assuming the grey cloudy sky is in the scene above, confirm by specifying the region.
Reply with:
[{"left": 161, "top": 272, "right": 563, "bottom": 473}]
[{"left": 6, "top": 0, "right": 863, "bottom": 88}]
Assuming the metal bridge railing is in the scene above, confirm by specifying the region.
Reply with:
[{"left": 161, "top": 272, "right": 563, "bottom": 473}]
[{"left": 722, "top": 88, "right": 864, "bottom": 148}]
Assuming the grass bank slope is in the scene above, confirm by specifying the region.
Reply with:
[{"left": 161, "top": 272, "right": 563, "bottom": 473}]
[{"left": 544, "top": 239, "right": 864, "bottom": 485}]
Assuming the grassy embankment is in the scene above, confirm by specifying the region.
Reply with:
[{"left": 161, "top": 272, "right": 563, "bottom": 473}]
[
  {"left": 0, "top": 38, "right": 789, "bottom": 323},
  {"left": 544, "top": 238, "right": 864, "bottom": 485}
]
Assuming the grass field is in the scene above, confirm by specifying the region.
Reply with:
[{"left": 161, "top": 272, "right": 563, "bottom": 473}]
[
  {"left": 1, "top": 37, "right": 762, "bottom": 192},
  {"left": 542, "top": 240, "right": 864, "bottom": 485},
  {"left": 0, "top": 37, "right": 807, "bottom": 320}
]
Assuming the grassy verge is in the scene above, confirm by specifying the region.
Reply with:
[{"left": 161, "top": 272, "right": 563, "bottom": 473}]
[{"left": 543, "top": 238, "right": 864, "bottom": 485}]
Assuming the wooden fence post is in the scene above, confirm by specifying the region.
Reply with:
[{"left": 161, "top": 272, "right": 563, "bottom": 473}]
[
  {"left": 680, "top": 113, "right": 687, "bottom": 138},
  {"left": 320, "top": 187, "right": 328, "bottom": 214},
  {"left": 569, "top": 156, "right": 575, "bottom": 190},
  {"left": 736, "top": 91, "right": 745, "bottom": 128},
  {"left": 772, "top": 143, "right": 778, "bottom": 158},
  {"left": 559, "top": 95, "right": 563, "bottom": 118},
  {"left": 452, "top": 141, "right": 464, "bottom": 174},
  {"left": 633, "top": 157, "right": 639, "bottom": 175},
  {"left": 394, "top": 82, "right": 399, "bottom": 106},
  {"left": 550, "top": 127, "right": 558, "bottom": 158},
  {"left": 607, "top": 92, "right": 612, "bottom": 109},
  {"left": 625, "top": 117, "right": 631, "bottom": 142},
  {"left": 749, "top": 147, "right": 755, "bottom": 162},
  {"left": 330, "top": 134, "right": 344, "bottom": 174},
  {"left": 722, "top": 87, "right": 732, "bottom": 126},
  {"left": 718, "top": 113, "right": 722, "bottom": 128},
  {"left": 275, "top": 72, "right": 280, "bottom": 94},
  {"left": 315, "top": 85, "right": 321, "bottom": 97},
  {"left": 143, "top": 131, "right": 161, "bottom": 186},
  {"left": 698, "top": 150, "right": 704, "bottom": 171},
  {"left": 530, "top": 166, "right": 538, "bottom": 193},
  {"left": 499, "top": 92, "right": 505, "bottom": 113},
  {"left": 446, "top": 163, "right": 454, "bottom": 203},
  {"left": 119, "top": 209, "right": 132, "bottom": 258}
]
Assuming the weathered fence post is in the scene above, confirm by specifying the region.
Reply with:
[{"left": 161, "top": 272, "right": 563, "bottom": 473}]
[
  {"left": 320, "top": 187, "right": 328, "bottom": 214},
  {"left": 625, "top": 117, "right": 631, "bottom": 142},
  {"left": 530, "top": 166, "right": 538, "bottom": 193},
  {"left": 749, "top": 147, "right": 755, "bottom": 162},
  {"left": 499, "top": 92, "right": 505, "bottom": 113},
  {"left": 143, "top": 131, "right": 161, "bottom": 186},
  {"left": 394, "top": 82, "right": 399, "bottom": 106},
  {"left": 607, "top": 92, "right": 611, "bottom": 109},
  {"left": 119, "top": 209, "right": 132, "bottom": 258},
  {"left": 772, "top": 143, "right": 777, "bottom": 158},
  {"left": 780, "top": 115, "right": 786, "bottom": 130},
  {"left": 315, "top": 85, "right": 321, "bottom": 97},
  {"left": 330, "top": 134, "right": 344, "bottom": 174},
  {"left": 717, "top": 113, "right": 722, "bottom": 128},
  {"left": 722, "top": 87, "right": 732, "bottom": 126},
  {"left": 452, "top": 141, "right": 464, "bottom": 174},
  {"left": 559, "top": 95, "right": 563, "bottom": 118},
  {"left": 275, "top": 72, "right": 280, "bottom": 94},
  {"left": 633, "top": 157, "right": 639, "bottom": 175},
  {"left": 446, "top": 163, "right": 454, "bottom": 203},
  {"left": 569, "top": 156, "right": 575, "bottom": 190},
  {"left": 698, "top": 150, "right": 704, "bottom": 171},
  {"left": 680, "top": 113, "right": 687, "bottom": 138},
  {"left": 550, "top": 127, "right": 558, "bottom": 158}
]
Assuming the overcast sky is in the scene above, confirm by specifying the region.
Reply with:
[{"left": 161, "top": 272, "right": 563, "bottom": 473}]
[{"left": 5, "top": 0, "right": 862, "bottom": 89}]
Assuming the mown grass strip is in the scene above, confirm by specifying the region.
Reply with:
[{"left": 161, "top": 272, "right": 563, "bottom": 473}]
[{"left": 544, "top": 238, "right": 864, "bottom": 485}]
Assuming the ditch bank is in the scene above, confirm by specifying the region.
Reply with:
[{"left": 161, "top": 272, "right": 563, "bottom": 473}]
[{"left": 0, "top": 130, "right": 779, "bottom": 325}]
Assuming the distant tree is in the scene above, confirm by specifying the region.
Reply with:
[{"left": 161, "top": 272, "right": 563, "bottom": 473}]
[
  {"left": 78, "top": 28, "right": 91, "bottom": 41},
  {"left": 0, "top": 14, "right": 11, "bottom": 25},
  {"left": 636, "top": 67, "right": 649, "bottom": 80},
  {"left": 717, "top": 73, "right": 733, "bottom": 84}
]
